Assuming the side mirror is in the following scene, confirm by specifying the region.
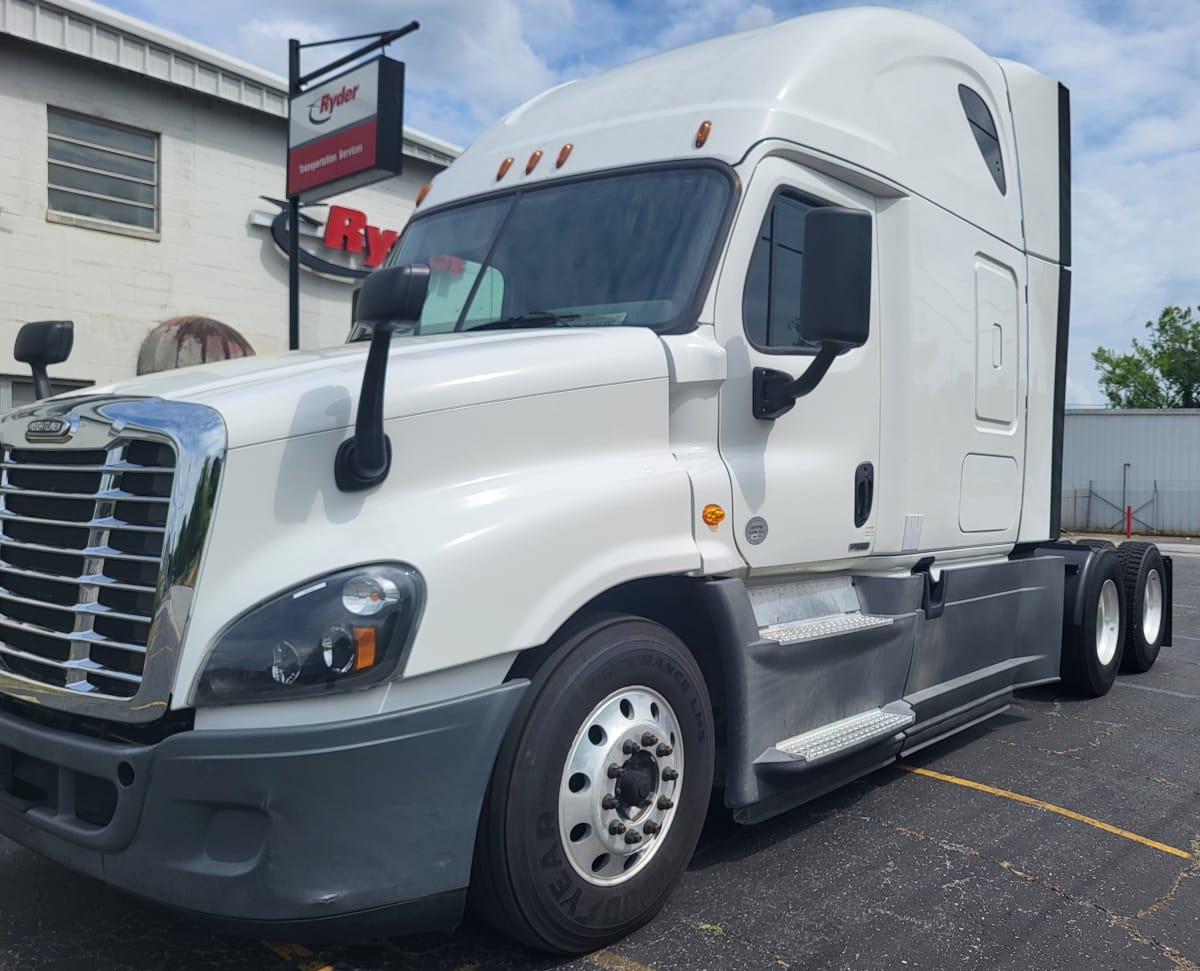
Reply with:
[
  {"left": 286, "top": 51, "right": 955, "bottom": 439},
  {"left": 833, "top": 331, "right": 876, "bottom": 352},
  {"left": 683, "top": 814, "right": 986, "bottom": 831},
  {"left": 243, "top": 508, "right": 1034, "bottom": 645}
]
[
  {"left": 14, "top": 320, "right": 74, "bottom": 401},
  {"left": 335, "top": 264, "right": 431, "bottom": 492},
  {"left": 753, "top": 207, "right": 872, "bottom": 420}
]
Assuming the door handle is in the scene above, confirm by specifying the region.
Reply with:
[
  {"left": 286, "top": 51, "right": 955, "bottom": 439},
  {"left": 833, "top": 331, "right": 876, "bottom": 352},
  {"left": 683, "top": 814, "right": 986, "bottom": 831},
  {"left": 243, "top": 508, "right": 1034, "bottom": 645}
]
[{"left": 854, "top": 462, "right": 874, "bottom": 528}]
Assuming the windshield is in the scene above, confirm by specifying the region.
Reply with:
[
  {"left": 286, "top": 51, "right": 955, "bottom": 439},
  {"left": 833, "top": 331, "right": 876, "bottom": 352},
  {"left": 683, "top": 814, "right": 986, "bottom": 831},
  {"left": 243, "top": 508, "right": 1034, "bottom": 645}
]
[{"left": 350, "top": 164, "right": 733, "bottom": 339}]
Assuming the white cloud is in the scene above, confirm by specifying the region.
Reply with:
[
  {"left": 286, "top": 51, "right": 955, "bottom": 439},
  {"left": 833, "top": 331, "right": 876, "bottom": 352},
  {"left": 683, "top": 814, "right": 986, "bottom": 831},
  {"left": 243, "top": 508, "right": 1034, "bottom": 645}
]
[{"left": 735, "top": 4, "right": 777, "bottom": 31}]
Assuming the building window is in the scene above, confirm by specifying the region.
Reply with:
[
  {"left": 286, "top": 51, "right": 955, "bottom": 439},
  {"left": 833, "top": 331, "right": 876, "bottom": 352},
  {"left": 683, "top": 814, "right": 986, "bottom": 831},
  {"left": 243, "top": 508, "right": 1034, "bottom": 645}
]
[
  {"left": 47, "top": 108, "right": 159, "bottom": 235},
  {"left": 0, "top": 375, "right": 92, "bottom": 413}
]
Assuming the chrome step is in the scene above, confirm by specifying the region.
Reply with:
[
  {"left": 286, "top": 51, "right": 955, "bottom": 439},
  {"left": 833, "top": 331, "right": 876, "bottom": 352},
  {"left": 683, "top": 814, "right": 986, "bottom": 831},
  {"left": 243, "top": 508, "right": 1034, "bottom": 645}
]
[
  {"left": 759, "top": 613, "right": 893, "bottom": 644},
  {"left": 773, "top": 705, "right": 915, "bottom": 764}
]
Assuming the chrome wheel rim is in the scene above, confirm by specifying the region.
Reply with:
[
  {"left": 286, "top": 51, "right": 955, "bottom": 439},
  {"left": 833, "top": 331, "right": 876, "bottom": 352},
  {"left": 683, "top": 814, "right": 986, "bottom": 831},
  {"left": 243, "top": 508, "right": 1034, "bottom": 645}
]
[
  {"left": 558, "top": 686, "right": 683, "bottom": 886},
  {"left": 1096, "top": 577, "right": 1121, "bottom": 666},
  {"left": 1143, "top": 569, "right": 1163, "bottom": 645}
]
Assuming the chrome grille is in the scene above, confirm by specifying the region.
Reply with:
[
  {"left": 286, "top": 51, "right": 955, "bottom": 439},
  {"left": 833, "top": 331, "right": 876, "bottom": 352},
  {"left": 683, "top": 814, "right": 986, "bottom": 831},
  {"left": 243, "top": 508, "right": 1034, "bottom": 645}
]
[{"left": 0, "top": 440, "right": 175, "bottom": 698}]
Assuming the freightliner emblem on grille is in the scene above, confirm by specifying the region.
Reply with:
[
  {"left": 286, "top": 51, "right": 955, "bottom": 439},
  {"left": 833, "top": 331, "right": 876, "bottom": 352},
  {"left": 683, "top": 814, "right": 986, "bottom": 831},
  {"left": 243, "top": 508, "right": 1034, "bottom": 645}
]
[{"left": 24, "top": 418, "right": 72, "bottom": 442}]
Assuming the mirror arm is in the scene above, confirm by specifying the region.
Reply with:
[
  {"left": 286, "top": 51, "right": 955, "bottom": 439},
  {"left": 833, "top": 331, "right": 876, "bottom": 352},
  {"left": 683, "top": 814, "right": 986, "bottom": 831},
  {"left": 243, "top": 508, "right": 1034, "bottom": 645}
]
[
  {"left": 30, "top": 364, "right": 51, "bottom": 402},
  {"left": 335, "top": 322, "right": 397, "bottom": 492},
  {"left": 752, "top": 345, "right": 838, "bottom": 420}
]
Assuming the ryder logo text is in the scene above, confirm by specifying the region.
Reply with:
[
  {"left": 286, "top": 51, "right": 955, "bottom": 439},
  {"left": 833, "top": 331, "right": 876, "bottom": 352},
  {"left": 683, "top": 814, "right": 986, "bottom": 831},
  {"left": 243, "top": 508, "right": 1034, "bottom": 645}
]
[{"left": 308, "top": 84, "right": 361, "bottom": 125}]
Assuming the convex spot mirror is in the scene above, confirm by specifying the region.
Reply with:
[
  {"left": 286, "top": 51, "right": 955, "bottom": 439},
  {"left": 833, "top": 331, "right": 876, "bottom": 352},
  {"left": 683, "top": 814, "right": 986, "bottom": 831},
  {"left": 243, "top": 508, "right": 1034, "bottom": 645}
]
[
  {"left": 14, "top": 320, "right": 74, "bottom": 401},
  {"left": 796, "top": 206, "right": 872, "bottom": 350}
]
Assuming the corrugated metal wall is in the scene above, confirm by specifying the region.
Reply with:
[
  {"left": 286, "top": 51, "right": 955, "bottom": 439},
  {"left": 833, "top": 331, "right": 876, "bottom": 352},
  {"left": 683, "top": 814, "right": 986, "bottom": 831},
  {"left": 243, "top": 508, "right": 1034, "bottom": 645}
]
[{"left": 1061, "top": 410, "right": 1200, "bottom": 534}]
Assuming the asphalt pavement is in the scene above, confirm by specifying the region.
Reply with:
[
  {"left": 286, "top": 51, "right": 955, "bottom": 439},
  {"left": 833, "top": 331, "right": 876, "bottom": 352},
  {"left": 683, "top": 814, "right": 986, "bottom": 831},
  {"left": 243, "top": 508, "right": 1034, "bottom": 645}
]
[{"left": 4, "top": 551, "right": 1200, "bottom": 970}]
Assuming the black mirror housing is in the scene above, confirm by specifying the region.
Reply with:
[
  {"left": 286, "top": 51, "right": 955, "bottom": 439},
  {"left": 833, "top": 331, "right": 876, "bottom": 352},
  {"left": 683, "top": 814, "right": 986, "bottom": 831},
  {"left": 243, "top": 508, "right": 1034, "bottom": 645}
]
[
  {"left": 14, "top": 320, "right": 74, "bottom": 401},
  {"left": 336, "top": 265, "right": 432, "bottom": 492},
  {"left": 355, "top": 263, "right": 431, "bottom": 329},
  {"left": 797, "top": 207, "right": 872, "bottom": 349},
  {"left": 752, "top": 208, "right": 872, "bottom": 420},
  {"left": 15, "top": 320, "right": 73, "bottom": 367}
]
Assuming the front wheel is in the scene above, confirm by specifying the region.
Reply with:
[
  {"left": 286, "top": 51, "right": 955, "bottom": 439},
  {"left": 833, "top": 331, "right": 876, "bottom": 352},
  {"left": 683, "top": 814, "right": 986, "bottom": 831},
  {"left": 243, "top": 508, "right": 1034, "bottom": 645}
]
[{"left": 471, "top": 615, "right": 715, "bottom": 953}]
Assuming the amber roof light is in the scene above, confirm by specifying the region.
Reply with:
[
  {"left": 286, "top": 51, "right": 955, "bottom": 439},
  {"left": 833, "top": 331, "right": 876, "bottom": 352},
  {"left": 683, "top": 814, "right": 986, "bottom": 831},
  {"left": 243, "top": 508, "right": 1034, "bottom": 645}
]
[
  {"left": 526, "top": 149, "right": 544, "bottom": 174},
  {"left": 556, "top": 143, "right": 574, "bottom": 168},
  {"left": 496, "top": 156, "right": 514, "bottom": 181},
  {"left": 694, "top": 120, "right": 713, "bottom": 148}
]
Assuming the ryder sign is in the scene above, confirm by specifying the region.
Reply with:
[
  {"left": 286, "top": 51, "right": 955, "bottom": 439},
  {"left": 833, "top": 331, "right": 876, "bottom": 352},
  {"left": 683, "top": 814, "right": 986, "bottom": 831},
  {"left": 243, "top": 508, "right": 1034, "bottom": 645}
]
[{"left": 287, "top": 57, "right": 405, "bottom": 202}]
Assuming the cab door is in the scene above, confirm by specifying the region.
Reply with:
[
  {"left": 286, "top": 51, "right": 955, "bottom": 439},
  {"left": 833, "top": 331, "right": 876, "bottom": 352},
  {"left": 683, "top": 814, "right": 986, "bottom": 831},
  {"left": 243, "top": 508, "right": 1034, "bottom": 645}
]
[{"left": 715, "top": 158, "right": 881, "bottom": 572}]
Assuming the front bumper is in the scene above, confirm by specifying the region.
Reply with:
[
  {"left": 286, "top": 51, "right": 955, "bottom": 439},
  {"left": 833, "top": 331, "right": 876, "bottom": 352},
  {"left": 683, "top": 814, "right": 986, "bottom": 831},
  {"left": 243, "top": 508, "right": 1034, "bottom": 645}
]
[{"left": 0, "top": 681, "right": 527, "bottom": 936}]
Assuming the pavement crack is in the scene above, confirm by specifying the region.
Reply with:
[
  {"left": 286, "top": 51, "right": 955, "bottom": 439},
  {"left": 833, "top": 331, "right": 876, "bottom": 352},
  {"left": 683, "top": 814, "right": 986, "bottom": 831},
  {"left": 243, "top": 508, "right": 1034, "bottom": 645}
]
[{"left": 1130, "top": 836, "right": 1200, "bottom": 921}]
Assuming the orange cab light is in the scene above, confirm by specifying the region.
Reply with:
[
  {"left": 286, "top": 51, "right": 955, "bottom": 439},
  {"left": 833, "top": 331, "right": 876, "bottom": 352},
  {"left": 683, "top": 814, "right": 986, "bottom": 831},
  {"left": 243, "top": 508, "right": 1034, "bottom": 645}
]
[
  {"left": 694, "top": 120, "right": 713, "bottom": 148},
  {"left": 526, "top": 149, "right": 544, "bottom": 174},
  {"left": 556, "top": 143, "right": 574, "bottom": 168},
  {"left": 702, "top": 503, "right": 726, "bottom": 526},
  {"left": 415, "top": 182, "right": 432, "bottom": 206},
  {"left": 352, "top": 626, "right": 377, "bottom": 670},
  {"left": 496, "top": 156, "right": 514, "bottom": 181}
]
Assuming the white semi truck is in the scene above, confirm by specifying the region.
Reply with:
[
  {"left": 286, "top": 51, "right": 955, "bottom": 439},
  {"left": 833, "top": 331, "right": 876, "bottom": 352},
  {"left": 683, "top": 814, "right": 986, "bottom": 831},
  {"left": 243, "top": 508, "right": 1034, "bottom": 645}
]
[{"left": 0, "top": 7, "right": 1173, "bottom": 955}]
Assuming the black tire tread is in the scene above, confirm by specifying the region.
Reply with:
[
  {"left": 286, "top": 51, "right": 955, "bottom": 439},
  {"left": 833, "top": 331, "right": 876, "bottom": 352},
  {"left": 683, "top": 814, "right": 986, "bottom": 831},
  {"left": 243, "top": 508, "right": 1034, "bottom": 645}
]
[
  {"left": 470, "top": 612, "right": 714, "bottom": 954},
  {"left": 1117, "top": 542, "right": 1164, "bottom": 673},
  {"left": 1059, "top": 549, "right": 1125, "bottom": 697}
]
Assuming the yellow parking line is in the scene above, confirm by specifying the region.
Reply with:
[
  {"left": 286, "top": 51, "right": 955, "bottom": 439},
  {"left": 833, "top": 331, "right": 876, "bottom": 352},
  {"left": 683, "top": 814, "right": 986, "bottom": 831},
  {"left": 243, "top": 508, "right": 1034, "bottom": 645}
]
[
  {"left": 264, "top": 941, "right": 334, "bottom": 971},
  {"left": 900, "top": 764, "right": 1192, "bottom": 860}
]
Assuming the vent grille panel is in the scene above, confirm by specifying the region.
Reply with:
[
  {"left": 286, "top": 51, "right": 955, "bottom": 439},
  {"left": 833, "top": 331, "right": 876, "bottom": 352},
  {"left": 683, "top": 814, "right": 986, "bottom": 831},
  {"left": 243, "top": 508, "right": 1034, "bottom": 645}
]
[{"left": 0, "top": 443, "right": 175, "bottom": 698}]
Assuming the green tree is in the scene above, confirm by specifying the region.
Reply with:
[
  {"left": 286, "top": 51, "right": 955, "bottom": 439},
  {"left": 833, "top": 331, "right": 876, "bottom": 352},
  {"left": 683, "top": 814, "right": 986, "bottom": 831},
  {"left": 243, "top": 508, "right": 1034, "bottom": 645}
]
[{"left": 1093, "top": 305, "right": 1200, "bottom": 408}]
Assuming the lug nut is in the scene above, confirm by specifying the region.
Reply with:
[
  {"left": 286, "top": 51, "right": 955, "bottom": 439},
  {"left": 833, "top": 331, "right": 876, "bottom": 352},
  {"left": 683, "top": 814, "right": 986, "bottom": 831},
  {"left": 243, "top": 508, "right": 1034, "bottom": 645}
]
[
  {"left": 623, "top": 739, "right": 640, "bottom": 755},
  {"left": 601, "top": 795, "right": 620, "bottom": 810},
  {"left": 607, "top": 764, "right": 625, "bottom": 778},
  {"left": 662, "top": 767, "right": 679, "bottom": 781},
  {"left": 609, "top": 820, "right": 627, "bottom": 835},
  {"left": 643, "top": 820, "right": 661, "bottom": 835},
  {"left": 657, "top": 796, "right": 674, "bottom": 810},
  {"left": 641, "top": 733, "right": 659, "bottom": 747},
  {"left": 656, "top": 743, "right": 673, "bottom": 757},
  {"left": 624, "top": 830, "right": 643, "bottom": 844}
]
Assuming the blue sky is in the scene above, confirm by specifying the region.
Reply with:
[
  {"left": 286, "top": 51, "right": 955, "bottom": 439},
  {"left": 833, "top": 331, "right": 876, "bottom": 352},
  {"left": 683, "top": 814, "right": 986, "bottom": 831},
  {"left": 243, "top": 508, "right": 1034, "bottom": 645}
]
[{"left": 101, "top": 0, "right": 1199, "bottom": 404}]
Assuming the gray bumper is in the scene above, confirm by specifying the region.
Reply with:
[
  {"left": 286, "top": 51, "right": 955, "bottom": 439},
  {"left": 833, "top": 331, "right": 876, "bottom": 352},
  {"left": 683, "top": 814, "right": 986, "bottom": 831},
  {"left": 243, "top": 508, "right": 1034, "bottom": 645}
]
[{"left": 0, "top": 681, "right": 527, "bottom": 936}]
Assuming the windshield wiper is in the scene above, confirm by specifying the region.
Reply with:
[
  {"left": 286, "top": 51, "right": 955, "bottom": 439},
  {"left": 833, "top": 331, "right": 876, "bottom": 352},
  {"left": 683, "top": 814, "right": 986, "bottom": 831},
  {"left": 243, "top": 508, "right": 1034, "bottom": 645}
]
[{"left": 465, "top": 312, "right": 580, "bottom": 332}]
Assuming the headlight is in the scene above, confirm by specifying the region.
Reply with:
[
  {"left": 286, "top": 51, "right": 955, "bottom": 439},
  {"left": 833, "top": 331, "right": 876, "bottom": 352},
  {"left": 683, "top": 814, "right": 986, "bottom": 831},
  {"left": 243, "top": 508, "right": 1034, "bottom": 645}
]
[{"left": 194, "top": 564, "right": 424, "bottom": 706}]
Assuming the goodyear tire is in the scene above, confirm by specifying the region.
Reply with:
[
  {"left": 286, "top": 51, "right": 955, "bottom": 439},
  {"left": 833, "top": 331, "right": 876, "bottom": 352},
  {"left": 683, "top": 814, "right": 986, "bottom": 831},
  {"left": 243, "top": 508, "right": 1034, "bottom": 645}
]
[
  {"left": 472, "top": 614, "right": 714, "bottom": 954},
  {"left": 1118, "top": 542, "right": 1166, "bottom": 673},
  {"left": 1060, "top": 548, "right": 1126, "bottom": 697}
]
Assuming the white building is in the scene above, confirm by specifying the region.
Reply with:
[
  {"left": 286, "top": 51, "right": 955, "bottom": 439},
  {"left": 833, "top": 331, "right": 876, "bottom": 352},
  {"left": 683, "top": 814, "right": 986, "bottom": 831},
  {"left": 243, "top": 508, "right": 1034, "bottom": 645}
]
[{"left": 0, "top": 0, "right": 458, "bottom": 407}]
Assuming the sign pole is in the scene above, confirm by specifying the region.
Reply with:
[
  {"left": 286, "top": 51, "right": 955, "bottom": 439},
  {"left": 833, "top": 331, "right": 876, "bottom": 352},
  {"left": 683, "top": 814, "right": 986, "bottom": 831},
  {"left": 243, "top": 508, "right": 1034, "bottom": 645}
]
[{"left": 287, "top": 38, "right": 301, "bottom": 351}]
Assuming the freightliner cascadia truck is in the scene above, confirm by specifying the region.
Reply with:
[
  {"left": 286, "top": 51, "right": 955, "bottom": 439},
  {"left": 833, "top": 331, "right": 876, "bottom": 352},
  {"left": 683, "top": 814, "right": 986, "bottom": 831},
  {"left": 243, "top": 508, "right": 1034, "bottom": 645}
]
[{"left": 0, "top": 7, "right": 1173, "bottom": 955}]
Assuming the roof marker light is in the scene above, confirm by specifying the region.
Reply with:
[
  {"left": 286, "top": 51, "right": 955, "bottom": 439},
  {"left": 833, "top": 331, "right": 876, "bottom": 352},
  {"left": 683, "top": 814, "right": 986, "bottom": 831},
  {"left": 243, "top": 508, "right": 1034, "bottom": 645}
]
[
  {"left": 556, "top": 143, "right": 574, "bottom": 168},
  {"left": 415, "top": 182, "right": 432, "bottom": 206},
  {"left": 496, "top": 156, "right": 514, "bottom": 181},
  {"left": 702, "top": 504, "right": 726, "bottom": 526},
  {"left": 694, "top": 120, "right": 713, "bottom": 148},
  {"left": 526, "top": 149, "right": 543, "bottom": 174}
]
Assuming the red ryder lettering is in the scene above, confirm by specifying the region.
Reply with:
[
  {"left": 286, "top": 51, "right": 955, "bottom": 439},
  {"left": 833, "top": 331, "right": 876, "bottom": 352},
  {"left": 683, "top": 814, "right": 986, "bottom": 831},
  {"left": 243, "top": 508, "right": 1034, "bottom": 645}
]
[{"left": 308, "top": 84, "right": 360, "bottom": 125}]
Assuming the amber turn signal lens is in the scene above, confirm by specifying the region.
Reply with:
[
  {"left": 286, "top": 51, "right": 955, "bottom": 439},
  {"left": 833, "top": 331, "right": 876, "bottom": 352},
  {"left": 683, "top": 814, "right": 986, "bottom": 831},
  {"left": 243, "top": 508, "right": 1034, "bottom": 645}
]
[
  {"left": 496, "top": 156, "right": 514, "bottom": 181},
  {"left": 526, "top": 149, "right": 543, "bottom": 174},
  {"left": 694, "top": 120, "right": 713, "bottom": 148},
  {"left": 702, "top": 504, "right": 726, "bottom": 526},
  {"left": 556, "top": 143, "right": 574, "bottom": 168},
  {"left": 352, "top": 626, "right": 377, "bottom": 670},
  {"left": 415, "top": 182, "right": 432, "bottom": 206}
]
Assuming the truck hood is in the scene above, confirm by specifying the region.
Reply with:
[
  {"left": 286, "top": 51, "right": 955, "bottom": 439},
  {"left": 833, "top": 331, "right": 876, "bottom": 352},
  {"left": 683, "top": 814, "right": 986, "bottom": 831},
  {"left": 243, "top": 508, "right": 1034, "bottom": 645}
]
[{"left": 63, "top": 328, "right": 671, "bottom": 448}]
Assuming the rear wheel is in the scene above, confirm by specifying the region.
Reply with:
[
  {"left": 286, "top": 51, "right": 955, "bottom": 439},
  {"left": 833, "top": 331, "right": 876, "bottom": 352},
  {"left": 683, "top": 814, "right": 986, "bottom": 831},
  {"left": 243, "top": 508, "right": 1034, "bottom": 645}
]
[
  {"left": 1118, "top": 542, "right": 1166, "bottom": 673},
  {"left": 1060, "top": 549, "right": 1126, "bottom": 697},
  {"left": 472, "top": 614, "right": 715, "bottom": 954}
]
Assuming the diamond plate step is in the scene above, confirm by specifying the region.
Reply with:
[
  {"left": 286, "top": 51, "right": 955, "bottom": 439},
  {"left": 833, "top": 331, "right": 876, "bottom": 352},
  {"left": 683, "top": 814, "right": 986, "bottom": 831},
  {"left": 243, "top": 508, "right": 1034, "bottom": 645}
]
[
  {"left": 759, "top": 613, "right": 893, "bottom": 644},
  {"left": 773, "top": 706, "right": 915, "bottom": 764}
]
